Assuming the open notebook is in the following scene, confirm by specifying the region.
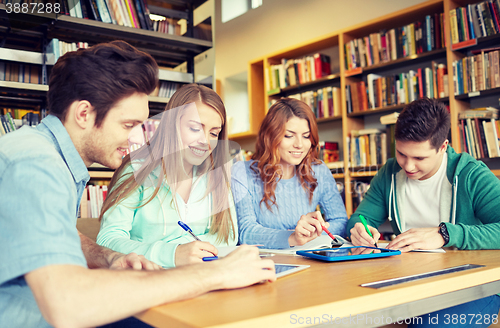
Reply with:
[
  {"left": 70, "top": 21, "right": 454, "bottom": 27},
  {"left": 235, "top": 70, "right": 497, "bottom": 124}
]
[{"left": 258, "top": 235, "right": 348, "bottom": 255}]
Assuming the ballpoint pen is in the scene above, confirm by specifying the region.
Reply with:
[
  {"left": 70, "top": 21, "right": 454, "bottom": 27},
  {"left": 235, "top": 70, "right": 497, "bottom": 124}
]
[
  {"left": 359, "top": 215, "right": 378, "bottom": 248},
  {"left": 314, "top": 217, "right": 339, "bottom": 245},
  {"left": 177, "top": 221, "right": 218, "bottom": 261}
]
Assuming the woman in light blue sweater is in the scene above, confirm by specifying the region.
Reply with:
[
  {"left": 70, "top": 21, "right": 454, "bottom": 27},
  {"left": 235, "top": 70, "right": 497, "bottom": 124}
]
[
  {"left": 97, "top": 84, "right": 237, "bottom": 268},
  {"left": 231, "top": 98, "right": 347, "bottom": 249}
]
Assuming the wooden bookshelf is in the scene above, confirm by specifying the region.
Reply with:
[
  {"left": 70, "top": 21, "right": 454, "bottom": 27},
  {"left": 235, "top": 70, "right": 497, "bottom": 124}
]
[
  {"left": 88, "top": 171, "right": 114, "bottom": 179},
  {"left": 350, "top": 171, "right": 378, "bottom": 178},
  {"left": 347, "top": 104, "right": 407, "bottom": 118},
  {"left": 0, "top": 1, "right": 211, "bottom": 112},
  {"left": 244, "top": 0, "right": 500, "bottom": 216},
  {"left": 269, "top": 73, "right": 341, "bottom": 98},
  {"left": 359, "top": 48, "right": 447, "bottom": 75}
]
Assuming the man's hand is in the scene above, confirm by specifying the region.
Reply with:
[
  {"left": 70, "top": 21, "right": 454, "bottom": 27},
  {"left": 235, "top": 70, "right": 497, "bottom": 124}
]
[
  {"left": 289, "top": 211, "right": 329, "bottom": 246},
  {"left": 108, "top": 252, "right": 162, "bottom": 270},
  {"left": 215, "top": 245, "right": 276, "bottom": 289},
  {"left": 386, "top": 227, "right": 445, "bottom": 252},
  {"left": 350, "top": 222, "right": 380, "bottom": 247},
  {"left": 175, "top": 241, "right": 218, "bottom": 267}
]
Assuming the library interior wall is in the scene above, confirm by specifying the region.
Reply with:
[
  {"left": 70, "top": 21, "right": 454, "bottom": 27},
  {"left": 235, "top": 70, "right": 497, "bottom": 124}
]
[{"left": 214, "top": 0, "right": 427, "bottom": 151}]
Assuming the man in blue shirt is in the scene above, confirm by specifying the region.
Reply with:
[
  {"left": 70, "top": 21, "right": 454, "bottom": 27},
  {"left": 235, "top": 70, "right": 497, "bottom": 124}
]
[{"left": 0, "top": 41, "right": 276, "bottom": 328}]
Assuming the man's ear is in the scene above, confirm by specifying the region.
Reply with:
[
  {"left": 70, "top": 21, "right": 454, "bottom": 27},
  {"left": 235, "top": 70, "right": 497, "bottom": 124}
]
[
  {"left": 439, "top": 139, "right": 449, "bottom": 153},
  {"left": 72, "top": 100, "right": 94, "bottom": 130}
]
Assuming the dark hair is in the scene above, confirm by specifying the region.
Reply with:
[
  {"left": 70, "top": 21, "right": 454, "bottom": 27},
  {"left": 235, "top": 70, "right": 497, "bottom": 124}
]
[
  {"left": 395, "top": 98, "right": 450, "bottom": 150},
  {"left": 48, "top": 40, "right": 158, "bottom": 127},
  {"left": 252, "top": 98, "right": 321, "bottom": 211}
]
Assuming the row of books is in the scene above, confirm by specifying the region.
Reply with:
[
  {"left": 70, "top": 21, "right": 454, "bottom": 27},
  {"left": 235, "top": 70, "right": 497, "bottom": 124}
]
[
  {"left": 319, "top": 141, "right": 340, "bottom": 163},
  {"left": 287, "top": 86, "right": 342, "bottom": 119},
  {"left": 128, "top": 118, "right": 160, "bottom": 153},
  {"left": 2, "top": 108, "right": 45, "bottom": 120},
  {"left": 459, "top": 117, "right": 500, "bottom": 159},
  {"left": 152, "top": 17, "right": 183, "bottom": 36},
  {"left": 347, "top": 129, "right": 388, "bottom": 167},
  {"left": 0, "top": 113, "right": 18, "bottom": 135},
  {"left": 0, "top": 109, "right": 48, "bottom": 136},
  {"left": 345, "top": 14, "right": 444, "bottom": 71},
  {"left": 151, "top": 81, "right": 179, "bottom": 99},
  {"left": 79, "top": 184, "right": 108, "bottom": 219},
  {"left": 58, "top": 0, "right": 155, "bottom": 32},
  {"left": 47, "top": 38, "right": 89, "bottom": 63},
  {"left": 346, "top": 64, "right": 449, "bottom": 113},
  {"left": 450, "top": 1, "right": 500, "bottom": 44},
  {"left": 452, "top": 48, "right": 500, "bottom": 95},
  {"left": 0, "top": 62, "right": 43, "bottom": 85},
  {"left": 265, "top": 53, "right": 331, "bottom": 92}
]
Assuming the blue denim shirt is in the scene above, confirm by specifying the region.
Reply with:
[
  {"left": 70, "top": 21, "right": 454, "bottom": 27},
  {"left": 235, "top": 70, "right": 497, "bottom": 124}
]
[{"left": 0, "top": 115, "right": 88, "bottom": 327}]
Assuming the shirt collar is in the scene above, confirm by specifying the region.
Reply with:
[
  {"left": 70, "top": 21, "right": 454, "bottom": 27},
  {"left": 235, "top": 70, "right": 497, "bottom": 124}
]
[{"left": 37, "top": 115, "right": 90, "bottom": 185}]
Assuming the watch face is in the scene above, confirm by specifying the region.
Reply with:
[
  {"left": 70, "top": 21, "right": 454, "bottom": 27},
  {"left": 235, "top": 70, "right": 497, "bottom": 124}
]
[{"left": 439, "top": 223, "right": 449, "bottom": 244}]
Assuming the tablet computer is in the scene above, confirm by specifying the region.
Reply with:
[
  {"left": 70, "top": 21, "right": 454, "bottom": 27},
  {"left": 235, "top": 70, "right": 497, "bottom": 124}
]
[
  {"left": 296, "top": 246, "right": 401, "bottom": 262},
  {"left": 275, "top": 263, "right": 310, "bottom": 278}
]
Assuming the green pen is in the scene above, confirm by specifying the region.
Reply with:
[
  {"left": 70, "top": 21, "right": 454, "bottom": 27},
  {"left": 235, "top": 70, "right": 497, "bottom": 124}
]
[{"left": 359, "top": 215, "right": 378, "bottom": 248}]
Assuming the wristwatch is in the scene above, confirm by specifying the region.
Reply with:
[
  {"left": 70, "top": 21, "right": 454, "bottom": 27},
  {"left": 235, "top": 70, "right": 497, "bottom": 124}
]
[{"left": 438, "top": 222, "right": 450, "bottom": 245}]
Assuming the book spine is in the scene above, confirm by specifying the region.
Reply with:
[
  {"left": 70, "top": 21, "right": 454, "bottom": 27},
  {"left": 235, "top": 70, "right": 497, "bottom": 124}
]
[{"left": 6, "top": 112, "right": 16, "bottom": 131}]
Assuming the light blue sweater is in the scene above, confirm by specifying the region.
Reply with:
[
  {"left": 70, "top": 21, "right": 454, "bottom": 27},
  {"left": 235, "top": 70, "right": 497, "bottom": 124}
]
[
  {"left": 97, "top": 165, "right": 238, "bottom": 268},
  {"left": 231, "top": 160, "right": 347, "bottom": 249}
]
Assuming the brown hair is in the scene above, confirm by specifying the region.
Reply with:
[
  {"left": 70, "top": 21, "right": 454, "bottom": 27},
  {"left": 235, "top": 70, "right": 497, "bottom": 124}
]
[
  {"left": 48, "top": 40, "right": 158, "bottom": 127},
  {"left": 395, "top": 98, "right": 450, "bottom": 150},
  {"left": 100, "top": 84, "right": 235, "bottom": 243},
  {"left": 252, "top": 98, "right": 321, "bottom": 211}
]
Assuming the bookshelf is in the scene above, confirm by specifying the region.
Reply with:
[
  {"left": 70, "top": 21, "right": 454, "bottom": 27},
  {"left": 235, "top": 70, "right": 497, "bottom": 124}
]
[
  {"left": 241, "top": 0, "right": 500, "bottom": 216},
  {"left": 0, "top": 0, "right": 214, "bottom": 219},
  {"left": 0, "top": 0, "right": 212, "bottom": 115}
]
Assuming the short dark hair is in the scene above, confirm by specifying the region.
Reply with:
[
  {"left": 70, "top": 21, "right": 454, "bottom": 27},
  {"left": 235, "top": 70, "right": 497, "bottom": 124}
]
[
  {"left": 395, "top": 98, "right": 450, "bottom": 150},
  {"left": 48, "top": 40, "right": 158, "bottom": 127}
]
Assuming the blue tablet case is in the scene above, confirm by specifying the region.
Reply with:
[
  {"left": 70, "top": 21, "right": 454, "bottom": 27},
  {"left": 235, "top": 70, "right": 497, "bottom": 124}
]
[{"left": 296, "top": 246, "right": 401, "bottom": 262}]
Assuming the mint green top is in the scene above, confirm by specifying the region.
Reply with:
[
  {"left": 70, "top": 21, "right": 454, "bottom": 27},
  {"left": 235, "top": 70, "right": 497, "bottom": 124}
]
[
  {"left": 347, "top": 145, "right": 500, "bottom": 249},
  {"left": 97, "top": 165, "right": 238, "bottom": 267}
]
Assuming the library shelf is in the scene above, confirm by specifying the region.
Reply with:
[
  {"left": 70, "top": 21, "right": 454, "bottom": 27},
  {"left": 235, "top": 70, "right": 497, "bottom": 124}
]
[
  {"left": 317, "top": 115, "right": 342, "bottom": 124},
  {"left": 358, "top": 48, "right": 447, "bottom": 75},
  {"left": 326, "top": 161, "right": 344, "bottom": 169},
  {"left": 148, "top": 96, "right": 170, "bottom": 104},
  {"left": 347, "top": 104, "right": 407, "bottom": 118},
  {"left": 268, "top": 73, "right": 341, "bottom": 98},
  {"left": 451, "top": 33, "right": 500, "bottom": 52},
  {"left": 332, "top": 173, "right": 345, "bottom": 179},
  {"left": 88, "top": 171, "right": 114, "bottom": 179},
  {"left": 454, "top": 87, "right": 500, "bottom": 100},
  {"left": 350, "top": 171, "right": 377, "bottom": 178},
  {"left": 0, "top": 81, "right": 48, "bottom": 93},
  {"left": 245, "top": 0, "right": 500, "bottom": 215},
  {"left": 228, "top": 131, "right": 257, "bottom": 141}
]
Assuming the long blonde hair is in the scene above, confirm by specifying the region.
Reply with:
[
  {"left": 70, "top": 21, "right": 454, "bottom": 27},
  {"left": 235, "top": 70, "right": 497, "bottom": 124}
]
[{"left": 100, "top": 84, "right": 235, "bottom": 243}]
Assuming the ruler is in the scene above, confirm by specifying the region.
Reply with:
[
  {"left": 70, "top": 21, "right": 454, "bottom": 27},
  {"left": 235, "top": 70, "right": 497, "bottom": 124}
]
[{"left": 361, "top": 264, "right": 485, "bottom": 289}]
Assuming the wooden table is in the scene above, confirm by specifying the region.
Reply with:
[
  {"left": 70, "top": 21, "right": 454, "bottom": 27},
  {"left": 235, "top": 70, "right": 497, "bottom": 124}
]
[{"left": 136, "top": 249, "right": 500, "bottom": 328}]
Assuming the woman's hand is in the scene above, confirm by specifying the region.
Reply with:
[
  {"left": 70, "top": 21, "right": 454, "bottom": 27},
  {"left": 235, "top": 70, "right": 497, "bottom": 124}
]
[
  {"left": 288, "top": 211, "right": 329, "bottom": 246},
  {"left": 175, "top": 241, "right": 218, "bottom": 266}
]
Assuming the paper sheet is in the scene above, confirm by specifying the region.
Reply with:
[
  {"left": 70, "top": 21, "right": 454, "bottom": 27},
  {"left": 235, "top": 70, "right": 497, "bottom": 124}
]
[
  {"left": 376, "top": 241, "right": 446, "bottom": 253},
  {"left": 258, "top": 235, "right": 347, "bottom": 255}
]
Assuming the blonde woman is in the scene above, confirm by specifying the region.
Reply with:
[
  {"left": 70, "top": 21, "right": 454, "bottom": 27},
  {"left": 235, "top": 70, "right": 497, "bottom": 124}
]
[{"left": 97, "top": 84, "right": 237, "bottom": 268}]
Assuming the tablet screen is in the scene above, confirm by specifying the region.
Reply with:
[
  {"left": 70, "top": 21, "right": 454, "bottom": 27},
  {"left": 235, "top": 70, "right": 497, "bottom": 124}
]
[
  {"left": 313, "top": 247, "right": 394, "bottom": 257},
  {"left": 274, "top": 263, "right": 309, "bottom": 278}
]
